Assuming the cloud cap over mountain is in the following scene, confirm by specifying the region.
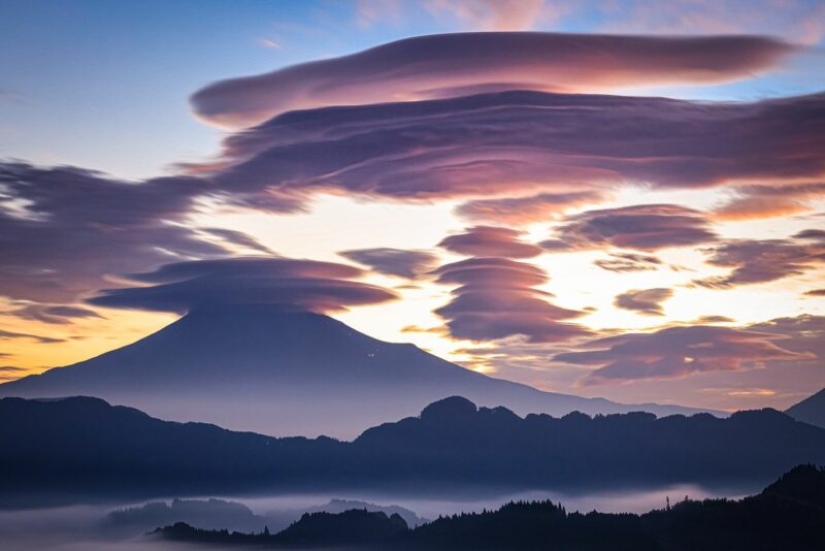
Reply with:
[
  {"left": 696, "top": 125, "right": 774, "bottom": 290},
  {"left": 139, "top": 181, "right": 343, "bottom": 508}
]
[{"left": 88, "top": 257, "right": 398, "bottom": 314}]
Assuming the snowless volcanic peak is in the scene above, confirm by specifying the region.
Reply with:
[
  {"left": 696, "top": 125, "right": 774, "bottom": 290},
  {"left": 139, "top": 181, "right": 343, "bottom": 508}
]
[{"left": 0, "top": 305, "right": 714, "bottom": 438}]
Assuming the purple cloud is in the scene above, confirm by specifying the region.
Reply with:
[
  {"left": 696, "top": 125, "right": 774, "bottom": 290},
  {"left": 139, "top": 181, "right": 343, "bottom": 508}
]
[
  {"left": 455, "top": 191, "right": 605, "bottom": 225},
  {"left": 339, "top": 248, "right": 438, "bottom": 279},
  {"left": 439, "top": 226, "right": 542, "bottom": 258},
  {"left": 190, "top": 32, "right": 796, "bottom": 128},
  {"left": 0, "top": 163, "right": 223, "bottom": 304},
  {"left": 714, "top": 182, "right": 825, "bottom": 220},
  {"left": 206, "top": 91, "right": 825, "bottom": 205},
  {"left": 11, "top": 304, "right": 104, "bottom": 325},
  {"left": 695, "top": 237, "right": 825, "bottom": 289},
  {"left": 200, "top": 228, "right": 275, "bottom": 254},
  {"left": 87, "top": 257, "right": 398, "bottom": 315},
  {"left": 554, "top": 324, "right": 815, "bottom": 385},
  {"left": 0, "top": 328, "right": 63, "bottom": 344},
  {"left": 542, "top": 204, "right": 717, "bottom": 252},
  {"left": 433, "top": 257, "right": 589, "bottom": 343},
  {"left": 614, "top": 288, "right": 673, "bottom": 316},
  {"left": 594, "top": 252, "right": 664, "bottom": 273}
]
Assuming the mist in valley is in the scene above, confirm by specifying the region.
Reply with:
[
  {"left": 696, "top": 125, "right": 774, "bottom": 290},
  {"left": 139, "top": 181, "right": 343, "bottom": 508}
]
[{"left": 0, "top": 482, "right": 756, "bottom": 551}]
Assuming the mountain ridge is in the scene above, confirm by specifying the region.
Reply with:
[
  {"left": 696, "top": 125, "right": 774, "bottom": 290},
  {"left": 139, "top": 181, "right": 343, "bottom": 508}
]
[
  {"left": 1, "top": 395, "right": 823, "bottom": 508},
  {"left": 0, "top": 305, "right": 716, "bottom": 438},
  {"left": 787, "top": 388, "right": 825, "bottom": 429}
]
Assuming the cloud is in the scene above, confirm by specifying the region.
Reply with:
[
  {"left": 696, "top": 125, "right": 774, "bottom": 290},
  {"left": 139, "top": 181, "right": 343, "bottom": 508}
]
[
  {"left": 795, "top": 228, "right": 825, "bottom": 241},
  {"left": 0, "top": 365, "right": 28, "bottom": 381},
  {"left": 338, "top": 248, "right": 437, "bottom": 279},
  {"left": 713, "top": 182, "right": 825, "bottom": 220},
  {"left": 542, "top": 204, "right": 718, "bottom": 252},
  {"left": 614, "top": 288, "right": 673, "bottom": 316},
  {"left": 438, "top": 226, "right": 542, "bottom": 258},
  {"left": 594, "top": 252, "right": 664, "bottom": 273},
  {"left": 696, "top": 315, "right": 735, "bottom": 323},
  {"left": 87, "top": 257, "right": 398, "bottom": 315},
  {"left": 694, "top": 237, "right": 825, "bottom": 289},
  {"left": 805, "top": 289, "right": 825, "bottom": 297},
  {"left": 553, "top": 324, "right": 815, "bottom": 385},
  {"left": 0, "top": 328, "right": 63, "bottom": 344},
  {"left": 455, "top": 191, "right": 604, "bottom": 225},
  {"left": 0, "top": 163, "right": 226, "bottom": 304},
  {"left": 199, "top": 228, "right": 275, "bottom": 254},
  {"left": 190, "top": 32, "right": 796, "bottom": 128},
  {"left": 11, "top": 304, "right": 104, "bottom": 325},
  {"left": 433, "top": 257, "right": 589, "bottom": 343},
  {"left": 208, "top": 91, "right": 825, "bottom": 209}
]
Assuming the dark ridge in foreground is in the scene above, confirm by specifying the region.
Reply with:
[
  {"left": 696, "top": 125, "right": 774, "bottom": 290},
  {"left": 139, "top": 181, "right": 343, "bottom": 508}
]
[
  {"left": 155, "top": 465, "right": 825, "bottom": 550},
  {"left": 2, "top": 395, "right": 825, "bottom": 507}
]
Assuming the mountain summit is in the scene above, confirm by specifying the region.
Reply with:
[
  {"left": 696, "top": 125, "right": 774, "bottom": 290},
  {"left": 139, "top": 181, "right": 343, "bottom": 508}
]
[{"left": 0, "top": 305, "right": 710, "bottom": 437}]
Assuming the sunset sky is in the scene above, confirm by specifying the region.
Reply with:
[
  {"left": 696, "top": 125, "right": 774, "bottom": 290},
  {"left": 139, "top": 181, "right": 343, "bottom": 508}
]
[{"left": 1, "top": 0, "right": 824, "bottom": 412}]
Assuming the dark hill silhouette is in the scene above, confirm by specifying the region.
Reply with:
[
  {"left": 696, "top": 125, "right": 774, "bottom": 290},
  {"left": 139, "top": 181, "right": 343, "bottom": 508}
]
[
  {"left": 158, "top": 509, "right": 408, "bottom": 547},
  {"left": 0, "top": 305, "right": 711, "bottom": 437},
  {"left": 278, "top": 509, "right": 408, "bottom": 545},
  {"left": 104, "top": 498, "right": 263, "bottom": 536},
  {"left": 155, "top": 465, "right": 825, "bottom": 551},
  {"left": 2, "top": 395, "right": 824, "bottom": 507},
  {"left": 787, "top": 388, "right": 825, "bottom": 429},
  {"left": 103, "top": 496, "right": 426, "bottom": 537}
]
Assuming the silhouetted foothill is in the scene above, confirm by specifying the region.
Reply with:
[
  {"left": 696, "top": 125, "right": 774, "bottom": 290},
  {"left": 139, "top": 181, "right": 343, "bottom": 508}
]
[
  {"left": 421, "top": 396, "right": 478, "bottom": 422},
  {"left": 3, "top": 396, "right": 825, "bottom": 507}
]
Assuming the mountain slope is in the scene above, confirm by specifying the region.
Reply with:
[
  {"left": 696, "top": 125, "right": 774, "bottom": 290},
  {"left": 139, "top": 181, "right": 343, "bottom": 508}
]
[
  {"left": 0, "top": 305, "right": 710, "bottom": 437},
  {"left": 787, "top": 388, "right": 825, "bottom": 429},
  {"left": 2, "top": 396, "right": 824, "bottom": 507}
]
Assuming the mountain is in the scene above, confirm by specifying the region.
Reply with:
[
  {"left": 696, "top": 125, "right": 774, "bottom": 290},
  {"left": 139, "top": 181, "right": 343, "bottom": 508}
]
[
  {"left": 158, "top": 509, "right": 409, "bottom": 547},
  {"left": 787, "top": 388, "right": 825, "bottom": 429},
  {"left": 103, "top": 497, "right": 425, "bottom": 537},
  {"left": 104, "top": 499, "right": 264, "bottom": 536},
  {"left": 2, "top": 395, "right": 824, "bottom": 507},
  {"left": 155, "top": 465, "right": 825, "bottom": 551},
  {"left": 0, "top": 305, "right": 710, "bottom": 438}
]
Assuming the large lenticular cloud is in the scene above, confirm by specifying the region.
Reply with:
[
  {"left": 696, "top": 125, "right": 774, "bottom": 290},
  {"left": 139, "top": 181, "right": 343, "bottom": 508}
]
[
  {"left": 209, "top": 91, "right": 825, "bottom": 205},
  {"left": 191, "top": 32, "right": 797, "bottom": 128}
]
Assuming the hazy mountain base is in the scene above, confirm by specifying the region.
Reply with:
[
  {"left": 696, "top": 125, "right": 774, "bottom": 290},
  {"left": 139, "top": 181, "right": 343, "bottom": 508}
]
[
  {"left": 0, "top": 307, "right": 714, "bottom": 439},
  {"left": 155, "top": 465, "right": 825, "bottom": 551}
]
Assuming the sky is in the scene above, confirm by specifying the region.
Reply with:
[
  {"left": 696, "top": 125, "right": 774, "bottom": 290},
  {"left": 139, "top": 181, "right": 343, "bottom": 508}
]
[{"left": 0, "top": 0, "right": 824, "bottom": 412}]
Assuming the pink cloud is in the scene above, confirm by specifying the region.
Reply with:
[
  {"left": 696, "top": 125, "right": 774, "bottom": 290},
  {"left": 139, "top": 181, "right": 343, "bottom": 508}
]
[
  {"left": 190, "top": 32, "right": 797, "bottom": 128},
  {"left": 433, "top": 257, "right": 589, "bottom": 343},
  {"left": 439, "top": 226, "right": 543, "bottom": 258}
]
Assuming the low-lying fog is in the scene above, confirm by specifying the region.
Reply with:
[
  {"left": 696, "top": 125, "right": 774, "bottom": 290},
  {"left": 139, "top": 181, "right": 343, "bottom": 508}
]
[{"left": 0, "top": 484, "right": 755, "bottom": 551}]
